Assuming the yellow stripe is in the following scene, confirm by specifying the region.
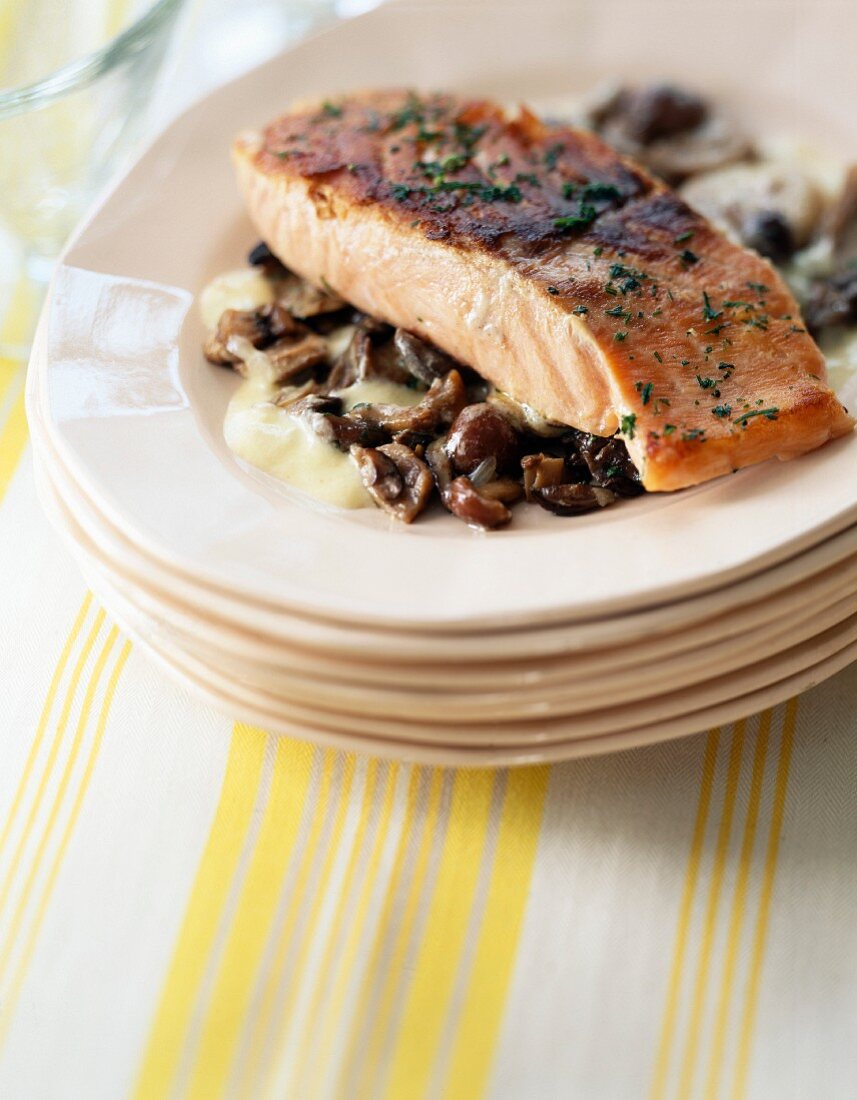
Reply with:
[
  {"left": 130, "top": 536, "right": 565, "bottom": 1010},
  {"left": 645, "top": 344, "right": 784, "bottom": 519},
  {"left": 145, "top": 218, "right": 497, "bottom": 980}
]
[
  {"left": 0, "top": 385, "right": 28, "bottom": 505},
  {"left": 131, "top": 724, "right": 269, "bottom": 1100},
  {"left": 703, "top": 710, "right": 773, "bottom": 1100},
  {"left": 0, "top": 276, "right": 39, "bottom": 506},
  {"left": 0, "top": 625, "right": 118, "bottom": 987},
  {"left": 648, "top": 729, "right": 720, "bottom": 1100},
  {"left": 0, "top": 608, "right": 106, "bottom": 922},
  {"left": 382, "top": 768, "right": 497, "bottom": 1100},
  {"left": 0, "top": 640, "right": 131, "bottom": 1048},
  {"left": 183, "top": 738, "right": 317, "bottom": 1100},
  {"left": 285, "top": 757, "right": 380, "bottom": 1094},
  {"left": 0, "top": 594, "right": 92, "bottom": 860},
  {"left": 730, "top": 698, "right": 798, "bottom": 1100},
  {"left": 676, "top": 721, "right": 747, "bottom": 1100},
  {"left": 441, "top": 765, "right": 551, "bottom": 1099},
  {"left": 239, "top": 752, "right": 358, "bottom": 1097},
  {"left": 287, "top": 761, "right": 399, "bottom": 1100},
  {"left": 333, "top": 768, "right": 422, "bottom": 1096}
]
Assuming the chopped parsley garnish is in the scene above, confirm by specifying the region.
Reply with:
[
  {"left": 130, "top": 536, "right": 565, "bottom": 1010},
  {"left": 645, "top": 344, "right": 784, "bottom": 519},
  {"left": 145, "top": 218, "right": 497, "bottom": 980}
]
[
  {"left": 321, "top": 100, "right": 343, "bottom": 117},
  {"left": 605, "top": 304, "right": 631, "bottom": 319},
  {"left": 453, "top": 121, "right": 487, "bottom": 152},
  {"left": 696, "top": 375, "right": 718, "bottom": 390},
  {"left": 571, "top": 305, "right": 589, "bottom": 315},
  {"left": 620, "top": 413, "right": 637, "bottom": 438},
  {"left": 554, "top": 204, "right": 597, "bottom": 231},
  {"left": 747, "top": 281, "right": 769, "bottom": 295},
  {"left": 674, "top": 230, "right": 694, "bottom": 244},
  {"left": 679, "top": 249, "right": 699, "bottom": 265},
  {"left": 682, "top": 428, "right": 706, "bottom": 441},
  {"left": 391, "top": 183, "right": 412, "bottom": 201},
  {"left": 614, "top": 331, "right": 628, "bottom": 341},
  {"left": 515, "top": 172, "right": 540, "bottom": 186},
  {"left": 581, "top": 181, "right": 622, "bottom": 201},
  {"left": 733, "top": 407, "right": 779, "bottom": 426},
  {"left": 702, "top": 291, "right": 723, "bottom": 322},
  {"left": 593, "top": 246, "right": 603, "bottom": 257},
  {"left": 635, "top": 381, "right": 654, "bottom": 405},
  {"left": 712, "top": 404, "right": 732, "bottom": 418},
  {"left": 415, "top": 153, "right": 469, "bottom": 177},
  {"left": 543, "top": 142, "right": 564, "bottom": 168},
  {"left": 547, "top": 285, "right": 559, "bottom": 295},
  {"left": 389, "top": 95, "right": 424, "bottom": 130},
  {"left": 663, "top": 424, "right": 677, "bottom": 435},
  {"left": 653, "top": 351, "right": 663, "bottom": 363}
]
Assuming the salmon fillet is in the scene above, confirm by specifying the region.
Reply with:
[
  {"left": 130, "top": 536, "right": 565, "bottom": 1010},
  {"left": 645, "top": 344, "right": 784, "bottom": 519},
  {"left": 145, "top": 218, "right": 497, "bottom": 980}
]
[{"left": 232, "top": 90, "right": 854, "bottom": 491}]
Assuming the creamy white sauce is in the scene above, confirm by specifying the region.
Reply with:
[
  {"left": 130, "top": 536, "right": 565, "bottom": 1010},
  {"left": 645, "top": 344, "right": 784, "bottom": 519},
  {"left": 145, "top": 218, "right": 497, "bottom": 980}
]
[
  {"left": 202, "top": 272, "right": 426, "bottom": 508},
  {"left": 224, "top": 375, "right": 424, "bottom": 508},
  {"left": 199, "top": 269, "right": 275, "bottom": 332},
  {"left": 225, "top": 381, "right": 372, "bottom": 508}
]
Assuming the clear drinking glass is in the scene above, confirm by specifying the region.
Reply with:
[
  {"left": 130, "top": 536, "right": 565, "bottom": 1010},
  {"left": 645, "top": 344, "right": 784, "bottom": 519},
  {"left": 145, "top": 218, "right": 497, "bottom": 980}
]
[{"left": 0, "top": 0, "right": 186, "bottom": 357}]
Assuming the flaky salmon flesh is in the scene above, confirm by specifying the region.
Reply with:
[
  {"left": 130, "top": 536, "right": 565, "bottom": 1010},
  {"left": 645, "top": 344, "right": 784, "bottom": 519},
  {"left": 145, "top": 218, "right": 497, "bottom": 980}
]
[{"left": 232, "top": 90, "right": 854, "bottom": 491}]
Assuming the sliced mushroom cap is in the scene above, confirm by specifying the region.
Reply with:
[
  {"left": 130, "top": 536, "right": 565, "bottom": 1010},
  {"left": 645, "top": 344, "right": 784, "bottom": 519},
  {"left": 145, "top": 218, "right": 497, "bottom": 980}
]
[
  {"left": 203, "top": 303, "right": 303, "bottom": 366},
  {"left": 521, "top": 453, "right": 565, "bottom": 500},
  {"left": 477, "top": 478, "right": 524, "bottom": 504},
  {"left": 532, "top": 483, "right": 616, "bottom": 516},
  {"left": 327, "top": 323, "right": 409, "bottom": 389},
  {"left": 278, "top": 392, "right": 386, "bottom": 449},
  {"left": 621, "top": 84, "right": 709, "bottom": 145},
  {"left": 393, "top": 329, "right": 461, "bottom": 385},
  {"left": 447, "top": 477, "right": 513, "bottom": 529},
  {"left": 568, "top": 432, "right": 643, "bottom": 495},
  {"left": 351, "top": 442, "right": 433, "bottom": 523},
  {"left": 447, "top": 402, "right": 521, "bottom": 475},
  {"left": 592, "top": 84, "right": 751, "bottom": 184},
  {"left": 263, "top": 331, "right": 329, "bottom": 384},
  {"left": 425, "top": 436, "right": 454, "bottom": 496},
  {"left": 804, "top": 267, "right": 857, "bottom": 334},
  {"left": 356, "top": 370, "right": 467, "bottom": 435},
  {"left": 680, "top": 162, "right": 824, "bottom": 256}
]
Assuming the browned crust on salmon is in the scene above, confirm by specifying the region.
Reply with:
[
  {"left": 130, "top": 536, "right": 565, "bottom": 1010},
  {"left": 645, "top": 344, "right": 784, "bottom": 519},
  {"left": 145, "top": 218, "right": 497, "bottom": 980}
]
[{"left": 232, "top": 90, "right": 854, "bottom": 491}]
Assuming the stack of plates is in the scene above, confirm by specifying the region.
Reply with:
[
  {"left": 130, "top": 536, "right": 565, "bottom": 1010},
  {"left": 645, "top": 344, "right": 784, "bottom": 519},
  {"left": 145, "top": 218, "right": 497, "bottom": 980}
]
[{"left": 26, "top": 2, "right": 857, "bottom": 764}]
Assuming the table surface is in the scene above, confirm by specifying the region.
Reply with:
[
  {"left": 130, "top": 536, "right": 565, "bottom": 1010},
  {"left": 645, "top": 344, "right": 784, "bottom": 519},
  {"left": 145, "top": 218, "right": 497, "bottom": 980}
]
[{"left": 2, "top": 4, "right": 857, "bottom": 1098}]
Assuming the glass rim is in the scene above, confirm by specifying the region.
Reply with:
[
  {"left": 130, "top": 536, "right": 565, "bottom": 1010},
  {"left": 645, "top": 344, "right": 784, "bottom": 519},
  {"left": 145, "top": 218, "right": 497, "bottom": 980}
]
[{"left": 0, "top": 0, "right": 184, "bottom": 117}]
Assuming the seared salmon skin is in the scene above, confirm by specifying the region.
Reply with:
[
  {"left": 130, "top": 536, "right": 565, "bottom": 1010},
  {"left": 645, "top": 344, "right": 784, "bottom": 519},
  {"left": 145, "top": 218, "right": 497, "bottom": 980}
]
[{"left": 232, "top": 90, "right": 853, "bottom": 491}]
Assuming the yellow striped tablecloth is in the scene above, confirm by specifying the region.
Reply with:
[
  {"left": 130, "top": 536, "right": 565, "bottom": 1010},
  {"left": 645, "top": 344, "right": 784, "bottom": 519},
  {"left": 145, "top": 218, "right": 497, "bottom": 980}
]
[{"left": 3, "top": 307, "right": 857, "bottom": 1096}]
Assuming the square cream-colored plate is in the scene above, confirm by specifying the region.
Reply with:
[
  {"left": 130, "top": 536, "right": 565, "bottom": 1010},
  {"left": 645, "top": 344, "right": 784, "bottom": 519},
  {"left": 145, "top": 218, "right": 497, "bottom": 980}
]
[{"left": 40, "top": 0, "right": 857, "bottom": 632}]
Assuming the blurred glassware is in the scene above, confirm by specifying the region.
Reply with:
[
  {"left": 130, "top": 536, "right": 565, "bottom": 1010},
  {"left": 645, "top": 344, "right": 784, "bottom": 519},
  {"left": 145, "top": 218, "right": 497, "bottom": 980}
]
[{"left": 0, "top": 0, "right": 187, "bottom": 357}]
